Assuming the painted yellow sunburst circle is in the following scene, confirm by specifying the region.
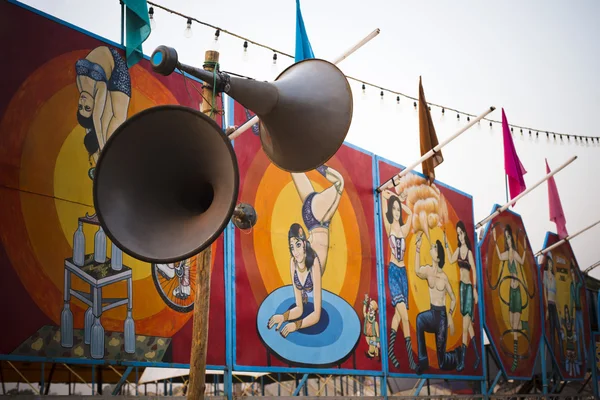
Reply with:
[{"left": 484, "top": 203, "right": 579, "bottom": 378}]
[{"left": 53, "top": 87, "right": 156, "bottom": 281}]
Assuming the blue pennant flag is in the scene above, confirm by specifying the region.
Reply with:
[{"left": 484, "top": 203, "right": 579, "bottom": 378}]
[
  {"left": 122, "top": 0, "right": 151, "bottom": 68},
  {"left": 295, "top": 0, "right": 315, "bottom": 62}
]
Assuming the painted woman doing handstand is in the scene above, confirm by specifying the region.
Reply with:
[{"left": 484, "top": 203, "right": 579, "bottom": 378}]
[
  {"left": 268, "top": 165, "right": 344, "bottom": 337},
  {"left": 381, "top": 189, "right": 415, "bottom": 369},
  {"left": 75, "top": 45, "right": 131, "bottom": 180}
]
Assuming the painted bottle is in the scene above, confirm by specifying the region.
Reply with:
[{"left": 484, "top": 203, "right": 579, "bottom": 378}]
[
  {"left": 111, "top": 242, "right": 123, "bottom": 271},
  {"left": 73, "top": 221, "right": 85, "bottom": 266},
  {"left": 60, "top": 303, "right": 73, "bottom": 348},
  {"left": 94, "top": 226, "right": 106, "bottom": 263},
  {"left": 124, "top": 310, "right": 135, "bottom": 354}
]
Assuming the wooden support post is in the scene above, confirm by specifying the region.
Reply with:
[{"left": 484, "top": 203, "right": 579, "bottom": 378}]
[{"left": 187, "top": 49, "right": 219, "bottom": 400}]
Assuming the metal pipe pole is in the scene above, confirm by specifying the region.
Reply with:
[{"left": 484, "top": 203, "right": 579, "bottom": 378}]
[
  {"left": 475, "top": 155, "right": 577, "bottom": 228},
  {"left": 377, "top": 106, "right": 496, "bottom": 192},
  {"left": 331, "top": 28, "right": 380, "bottom": 64},
  {"left": 535, "top": 218, "right": 600, "bottom": 257},
  {"left": 227, "top": 28, "right": 381, "bottom": 140},
  {"left": 583, "top": 260, "right": 600, "bottom": 275}
]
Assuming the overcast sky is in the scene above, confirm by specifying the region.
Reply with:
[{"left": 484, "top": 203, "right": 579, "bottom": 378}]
[{"left": 20, "top": 0, "right": 600, "bottom": 278}]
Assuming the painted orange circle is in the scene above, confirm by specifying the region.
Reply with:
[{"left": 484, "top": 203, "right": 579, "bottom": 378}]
[
  {"left": 238, "top": 149, "right": 371, "bottom": 308},
  {"left": 0, "top": 50, "right": 215, "bottom": 336}
]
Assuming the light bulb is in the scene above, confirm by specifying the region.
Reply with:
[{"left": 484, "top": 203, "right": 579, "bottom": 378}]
[
  {"left": 271, "top": 53, "right": 278, "bottom": 75},
  {"left": 184, "top": 19, "right": 193, "bottom": 38},
  {"left": 242, "top": 41, "right": 249, "bottom": 62},
  {"left": 149, "top": 7, "right": 156, "bottom": 30},
  {"left": 210, "top": 29, "right": 220, "bottom": 51}
]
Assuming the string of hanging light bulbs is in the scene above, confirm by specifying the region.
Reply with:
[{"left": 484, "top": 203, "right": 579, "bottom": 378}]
[{"left": 146, "top": 1, "right": 600, "bottom": 147}]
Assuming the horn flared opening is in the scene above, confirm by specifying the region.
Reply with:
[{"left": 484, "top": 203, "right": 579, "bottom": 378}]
[{"left": 93, "top": 105, "right": 239, "bottom": 264}]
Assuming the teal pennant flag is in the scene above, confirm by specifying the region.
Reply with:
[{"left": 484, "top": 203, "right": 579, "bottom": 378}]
[
  {"left": 295, "top": 0, "right": 315, "bottom": 61},
  {"left": 122, "top": 0, "right": 151, "bottom": 68}
]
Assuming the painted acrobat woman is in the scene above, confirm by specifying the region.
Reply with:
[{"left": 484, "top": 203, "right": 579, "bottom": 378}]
[
  {"left": 492, "top": 224, "right": 529, "bottom": 372},
  {"left": 444, "top": 221, "right": 480, "bottom": 370},
  {"left": 75, "top": 45, "right": 131, "bottom": 180},
  {"left": 381, "top": 189, "right": 416, "bottom": 369},
  {"left": 268, "top": 165, "right": 344, "bottom": 337}
]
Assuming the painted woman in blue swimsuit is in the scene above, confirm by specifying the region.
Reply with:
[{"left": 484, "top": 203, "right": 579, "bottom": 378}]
[
  {"left": 381, "top": 188, "right": 415, "bottom": 369},
  {"left": 290, "top": 165, "right": 344, "bottom": 275},
  {"left": 267, "top": 165, "right": 344, "bottom": 337},
  {"left": 75, "top": 46, "right": 131, "bottom": 180},
  {"left": 268, "top": 223, "right": 323, "bottom": 337}
]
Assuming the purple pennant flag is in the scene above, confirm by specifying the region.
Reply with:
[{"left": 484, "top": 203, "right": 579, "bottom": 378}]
[{"left": 502, "top": 108, "right": 527, "bottom": 205}]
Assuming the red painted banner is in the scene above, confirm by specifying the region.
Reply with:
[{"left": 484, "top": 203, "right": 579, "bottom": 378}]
[
  {"left": 378, "top": 159, "right": 483, "bottom": 377},
  {"left": 540, "top": 232, "right": 591, "bottom": 380},
  {"left": 0, "top": 1, "right": 225, "bottom": 365},
  {"left": 233, "top": 102, "right": 381, "bottom": 370}
]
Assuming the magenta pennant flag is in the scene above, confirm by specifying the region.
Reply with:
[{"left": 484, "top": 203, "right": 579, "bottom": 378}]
[
  {"left": 501, "top": 108, "right": 527, "bottom": 205},
  {"left": 546, "top": 159, "right": 568, "bottom": 239}
]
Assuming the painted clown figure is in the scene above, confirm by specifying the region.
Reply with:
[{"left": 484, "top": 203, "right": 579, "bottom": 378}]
[{"left": 363, "top": 294, "right": 380, "bottom": 359}]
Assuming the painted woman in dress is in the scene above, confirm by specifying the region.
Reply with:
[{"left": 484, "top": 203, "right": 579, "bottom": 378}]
[
  {"left": 381, "top": 188, "right": 415, "bottom": 369},
  {"left": 75, "top": 46, "right": 131, "bottom": 179},
  {"left": 267, "top": 165, "right": 343, "bottom": 337},
  {"left": 492, "top": 224, "right": 527, "bottom": 371},
  {"left": 445, "top": 220, "right": 480, "bottom": 370}
]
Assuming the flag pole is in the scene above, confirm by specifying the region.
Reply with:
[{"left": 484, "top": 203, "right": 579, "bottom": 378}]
[
  {"left": 376, "top": 106, "right": 496, "bottom": 193},
  {"left": 584, "top": 260, "right": 600, "bottom": 275},
  {"left": 535, "top": 218, "right": 600, "bottom": 257},
  {"left": 331, "top": 28, "right": 380, "bottom": 64},
  {"left": 475, "top": 155, "right": 577, "bottom": 229},
  {"left": 227, "top": 28, "right": 381, "bottom": 140}
]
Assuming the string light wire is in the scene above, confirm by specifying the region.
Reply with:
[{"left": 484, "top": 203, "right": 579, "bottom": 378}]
[{"left": 146, "top": 1, "right": 599, "bottom": 145}]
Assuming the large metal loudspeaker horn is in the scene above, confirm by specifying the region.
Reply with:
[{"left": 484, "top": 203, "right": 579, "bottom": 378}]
[
  {"left": 92, "top": 45, "right": 352, "bottom": 264},
  {"left": 151, "top": 45, "right": 353, "bottom": 172}
]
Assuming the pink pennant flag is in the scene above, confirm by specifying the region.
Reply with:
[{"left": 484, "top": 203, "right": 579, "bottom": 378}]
[
  {"left": 502, "top": 108, "right": 527, "bottom": 205},
  {"left": 546, "top": 158, "right": 568, "bottom": 239}
]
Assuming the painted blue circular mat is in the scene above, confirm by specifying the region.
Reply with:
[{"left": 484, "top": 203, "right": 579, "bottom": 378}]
[{"left": 256, "top": 285, "right": 361, "bottom": 366}]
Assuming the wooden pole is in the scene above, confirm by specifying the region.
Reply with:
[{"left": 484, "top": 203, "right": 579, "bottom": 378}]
[{"left": 187, "top": 49, "right": 219, "bottom": 400}]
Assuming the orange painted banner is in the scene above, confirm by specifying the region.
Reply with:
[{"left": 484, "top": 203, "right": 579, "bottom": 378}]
[{"left": 479, "top": 205, "right": 542, "bottom": 379}]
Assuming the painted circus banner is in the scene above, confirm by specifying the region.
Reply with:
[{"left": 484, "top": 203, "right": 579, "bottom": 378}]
[
  {"left": 0, "top": 1, "right": 226, "bottom": 366},
  {"left": 377, "top": 158, "right": 484, "bottom": 378},
  {"left": 232, "top": 102, "right": 380, "bottom": 371},
  {"left": 478, "top": 206, "right": 542, "bottom": 379},
  {"left": 539, "top": 232, "right": 591, "bottom": 380}
]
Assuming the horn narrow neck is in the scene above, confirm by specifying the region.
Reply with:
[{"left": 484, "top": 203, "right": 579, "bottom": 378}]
[
  {"left": 177, "top": 63, "right": 229, "bottom": 92},
  {"left": 177, "top": 63, "right": 278, "bottom": 116}
]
